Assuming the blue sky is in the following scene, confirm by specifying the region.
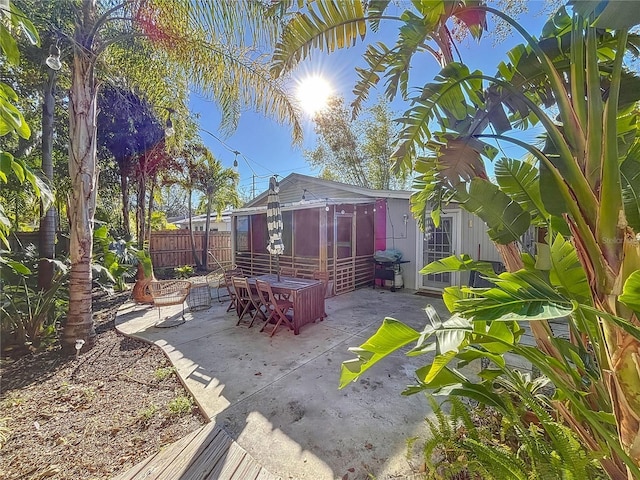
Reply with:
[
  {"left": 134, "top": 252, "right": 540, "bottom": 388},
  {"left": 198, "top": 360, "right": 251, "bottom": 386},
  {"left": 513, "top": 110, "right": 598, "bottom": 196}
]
[{"left": 189, "top": 3, "right": 552, "bottom": 198}]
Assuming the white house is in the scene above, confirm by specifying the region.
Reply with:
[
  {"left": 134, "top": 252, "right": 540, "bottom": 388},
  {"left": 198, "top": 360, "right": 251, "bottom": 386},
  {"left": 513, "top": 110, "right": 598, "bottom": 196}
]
[{"left": 171, "top": 211, "right": 232, "bottom": 232}]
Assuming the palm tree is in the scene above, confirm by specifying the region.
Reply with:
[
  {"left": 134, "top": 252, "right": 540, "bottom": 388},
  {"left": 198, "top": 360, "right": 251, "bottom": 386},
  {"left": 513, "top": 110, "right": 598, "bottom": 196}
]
[
  {"left": 191, "top": 146, "right": 240, "bottom": 271},
  {"left": 272, "top": 1, "right": 640, "bottom": 477},
  {"left": 46, "top": 0, "right": 303, "bottom": 351}
]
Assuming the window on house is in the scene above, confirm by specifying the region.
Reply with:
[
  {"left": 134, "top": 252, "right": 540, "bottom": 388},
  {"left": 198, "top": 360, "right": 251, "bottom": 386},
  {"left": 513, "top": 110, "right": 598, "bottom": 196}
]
[{"left": 236, "top": 216, "right": 249, "bottom": 252}]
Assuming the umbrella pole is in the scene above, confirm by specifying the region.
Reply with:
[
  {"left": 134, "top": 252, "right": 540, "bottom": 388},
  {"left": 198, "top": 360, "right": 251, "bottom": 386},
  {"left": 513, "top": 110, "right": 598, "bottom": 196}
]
[{"left": 276, "top": 255, "right": 280, "bottom": 282}]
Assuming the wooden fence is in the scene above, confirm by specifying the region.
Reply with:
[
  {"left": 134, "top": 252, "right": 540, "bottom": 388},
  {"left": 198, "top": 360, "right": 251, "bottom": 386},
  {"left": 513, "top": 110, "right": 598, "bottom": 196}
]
[
  {"left": 150, "top": 230, "right": 231, "bottom": 269},
  {"left": 11, "top": 230, "right": 231, "bottom": 271}
]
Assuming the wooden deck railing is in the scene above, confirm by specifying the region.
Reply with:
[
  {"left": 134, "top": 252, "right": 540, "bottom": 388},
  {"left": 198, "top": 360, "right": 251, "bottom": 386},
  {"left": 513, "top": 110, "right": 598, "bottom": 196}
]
[{"left": 235, "top": 252, "right": 373, "bottom": 296}]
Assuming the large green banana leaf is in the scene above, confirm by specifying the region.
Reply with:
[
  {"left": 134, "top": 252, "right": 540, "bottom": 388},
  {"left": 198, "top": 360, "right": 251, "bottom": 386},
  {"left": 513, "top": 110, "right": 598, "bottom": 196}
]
[{"left": 453, "top": 177, "right": 531, "bottom": 244}]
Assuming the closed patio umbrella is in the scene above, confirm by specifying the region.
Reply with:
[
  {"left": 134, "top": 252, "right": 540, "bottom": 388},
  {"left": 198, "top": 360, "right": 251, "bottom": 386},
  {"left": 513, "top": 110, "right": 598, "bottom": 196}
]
[{"left": 266, "top": 176, "right": 284, "bottom": 281}]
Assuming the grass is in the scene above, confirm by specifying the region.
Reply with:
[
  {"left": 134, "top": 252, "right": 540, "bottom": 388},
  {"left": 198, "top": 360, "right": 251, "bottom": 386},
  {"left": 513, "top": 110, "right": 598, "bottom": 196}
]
[
  {"left": 137, "top": 403, "right": 159, "bottom": 423},
  {"left": 168, "top": 395, "right": 193, "bottom": 416},
  {"left": 154, "top": 366, "right": 176, "bottom": 381}
]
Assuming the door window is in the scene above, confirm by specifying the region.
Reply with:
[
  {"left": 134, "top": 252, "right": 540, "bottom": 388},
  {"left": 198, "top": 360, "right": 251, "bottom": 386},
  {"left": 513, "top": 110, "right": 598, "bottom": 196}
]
[{"left": 422, "top": 217, "right": 453, "bottom": 287}]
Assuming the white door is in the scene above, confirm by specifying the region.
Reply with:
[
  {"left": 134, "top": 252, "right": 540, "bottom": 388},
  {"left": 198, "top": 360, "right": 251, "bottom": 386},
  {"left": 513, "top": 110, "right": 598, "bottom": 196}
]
[{"left": 419, "top": 212, "right": 460, "bottom": 290}]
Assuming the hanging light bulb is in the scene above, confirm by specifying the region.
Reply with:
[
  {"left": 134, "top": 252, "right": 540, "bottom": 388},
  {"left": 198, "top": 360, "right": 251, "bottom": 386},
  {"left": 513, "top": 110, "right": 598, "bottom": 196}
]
[
  {"left": 46, "top": 44, "right": 62, "bottom": 70},
  {"left": 165, "top": 115, "right": 175, "bottom": 137},
  {"left": 302, "top": 189, "right": 307, "bottom": 200}
]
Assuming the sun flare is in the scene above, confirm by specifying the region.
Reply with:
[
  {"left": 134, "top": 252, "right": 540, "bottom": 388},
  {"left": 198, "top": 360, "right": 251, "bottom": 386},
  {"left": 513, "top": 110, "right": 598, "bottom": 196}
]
[{"left": 296, "top": 76, "right": 333, "bottom": 115}]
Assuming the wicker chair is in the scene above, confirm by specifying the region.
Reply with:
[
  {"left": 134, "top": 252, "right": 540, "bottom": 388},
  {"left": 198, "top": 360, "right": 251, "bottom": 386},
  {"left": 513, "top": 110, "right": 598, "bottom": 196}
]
[{"left": 148, "top": 280, "right": 191, "bottom": 325}]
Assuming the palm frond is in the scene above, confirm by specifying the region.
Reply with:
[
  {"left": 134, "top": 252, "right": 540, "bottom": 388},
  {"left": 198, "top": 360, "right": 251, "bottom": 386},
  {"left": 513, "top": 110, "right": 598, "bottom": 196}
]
[
  {"left": 365, "top": 0, "right": 391, "bottom": 32},
  {"left": 351, "top": 42, "right": 397, "bottom": 119},
  {"left": 135, "top": 1, "right": 303, "bottom": 143},
  {"left": 271, "top": 0, "right": 366, "bottom": 77}
]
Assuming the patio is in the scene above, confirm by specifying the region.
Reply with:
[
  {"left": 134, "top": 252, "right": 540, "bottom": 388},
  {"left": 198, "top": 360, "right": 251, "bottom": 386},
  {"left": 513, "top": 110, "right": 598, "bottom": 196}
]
[{"left": 114, "top": 287, "right": 454, "bottom": 479}]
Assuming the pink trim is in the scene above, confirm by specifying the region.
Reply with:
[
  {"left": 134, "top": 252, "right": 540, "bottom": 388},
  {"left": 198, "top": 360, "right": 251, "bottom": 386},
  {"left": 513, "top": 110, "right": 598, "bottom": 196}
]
[
  {"left": 374, "top": 199, "right": 386, "bottom": 251},
  {"left": 374, "top": 200, "right": 387, "bottom": 287}
]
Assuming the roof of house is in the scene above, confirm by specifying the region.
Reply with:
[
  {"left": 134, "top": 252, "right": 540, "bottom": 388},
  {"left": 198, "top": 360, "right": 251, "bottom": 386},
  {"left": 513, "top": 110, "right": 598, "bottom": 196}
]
[
  {"left": 243, "top": 173, "right": 412, "bottom": 210},
  {"left": 172, "top": 211, "right": 232, "bottom": 226}
]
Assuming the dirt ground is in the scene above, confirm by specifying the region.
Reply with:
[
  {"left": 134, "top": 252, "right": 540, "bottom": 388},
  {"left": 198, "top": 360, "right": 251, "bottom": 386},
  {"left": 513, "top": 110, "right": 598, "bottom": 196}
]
[{"left": 0, "top": 290, "right": 207, "bottom": 480}]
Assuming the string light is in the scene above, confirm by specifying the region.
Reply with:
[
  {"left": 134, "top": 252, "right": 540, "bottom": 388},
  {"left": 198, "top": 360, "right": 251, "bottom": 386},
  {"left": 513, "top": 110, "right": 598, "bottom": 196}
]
[
  {"left": 46, "top": 44, "right": 62, "bottom": 70},
  {"left": 165, "top": 116, "right": 174, "bottom": 137}
]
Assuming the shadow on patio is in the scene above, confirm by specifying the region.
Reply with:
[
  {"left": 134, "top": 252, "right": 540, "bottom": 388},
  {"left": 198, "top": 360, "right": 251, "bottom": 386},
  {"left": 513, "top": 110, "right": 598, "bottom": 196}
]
[{"left": 114, "top": 287, "right": 451, "bottom": 480}]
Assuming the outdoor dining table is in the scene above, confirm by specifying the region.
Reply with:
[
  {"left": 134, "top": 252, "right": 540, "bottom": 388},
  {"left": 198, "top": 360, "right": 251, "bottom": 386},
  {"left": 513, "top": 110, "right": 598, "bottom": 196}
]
[{"left": 248, "top": 274, "right": 325, "bottom": 335}]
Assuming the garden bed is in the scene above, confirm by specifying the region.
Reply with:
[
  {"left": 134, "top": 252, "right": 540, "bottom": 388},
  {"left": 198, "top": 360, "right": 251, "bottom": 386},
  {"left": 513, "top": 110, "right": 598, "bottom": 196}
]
[{"left": 0, "top": 289, "right": 207, "bottom": 480}]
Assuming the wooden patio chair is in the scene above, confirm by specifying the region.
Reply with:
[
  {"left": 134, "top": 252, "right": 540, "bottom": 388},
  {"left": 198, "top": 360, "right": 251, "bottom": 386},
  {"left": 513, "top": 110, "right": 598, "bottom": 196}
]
[
  {"left": 255, "top": 279, "right": 293, "bottom": 337},
  {"left": 280, "top": 266, "right": 297, "bottom": 278},
  {"left": 223, "top": 267, "right": 243, "bottom": 313},
  {"left": 148, "top": 280, "right": 191, "bottom": 325},
  {"left": 312, "top": 270, "right": 330, "bottom": 319},
  {"left": 232, "top": 276, "right": 265, "bottom": 328}
]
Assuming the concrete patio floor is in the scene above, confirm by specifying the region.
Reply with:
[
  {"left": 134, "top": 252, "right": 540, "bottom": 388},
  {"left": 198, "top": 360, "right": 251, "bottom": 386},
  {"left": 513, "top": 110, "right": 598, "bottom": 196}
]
[{"left": 115, "top": 287, "right": 451, "bottom": 480}]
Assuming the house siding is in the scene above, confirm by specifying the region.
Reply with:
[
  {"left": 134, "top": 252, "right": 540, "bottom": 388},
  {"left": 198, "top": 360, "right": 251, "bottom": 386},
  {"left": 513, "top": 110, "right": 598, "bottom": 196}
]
[
  {"left": 459, "top": 209, "right": 503, "bottom": 263},
  {"left": 383, "top": 198, "right": 417, "bottom": 290}
]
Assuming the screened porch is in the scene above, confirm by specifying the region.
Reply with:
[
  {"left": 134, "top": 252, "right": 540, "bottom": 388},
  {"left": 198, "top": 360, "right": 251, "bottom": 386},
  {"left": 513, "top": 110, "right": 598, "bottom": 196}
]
[{"left": 232, "top": 202, "right": 377, "bottom": 295}]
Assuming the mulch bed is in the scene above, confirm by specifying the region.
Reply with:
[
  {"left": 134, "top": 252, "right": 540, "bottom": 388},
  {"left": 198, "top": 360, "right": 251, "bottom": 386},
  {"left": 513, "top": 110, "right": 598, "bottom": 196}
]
[{"left": 0, "top": 290, "right": 207, "bottom": 480}]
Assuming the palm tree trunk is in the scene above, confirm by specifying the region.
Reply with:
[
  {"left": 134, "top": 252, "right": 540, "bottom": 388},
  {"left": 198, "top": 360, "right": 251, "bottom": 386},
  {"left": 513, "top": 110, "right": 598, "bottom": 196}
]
[
  {"left": 63, "top": 3, "right": 98, "bottom": 351},
  {"left": 38, "top": 69, "right": 57, "bottom": 291},
  {"left": 146, "top": 174, "right": 156, "bottom": 245},
  {"left": 136, "top": 173, "right": 146, "bottom": 247},
  {"left": 201, "top": 193, "right": 212, "bottom": 271},
  {"left": 119, "top": 159, "right": 130, "bottom": 239},
  {"left": 188, "top": 188, "right": 202, "bottom": 269}
]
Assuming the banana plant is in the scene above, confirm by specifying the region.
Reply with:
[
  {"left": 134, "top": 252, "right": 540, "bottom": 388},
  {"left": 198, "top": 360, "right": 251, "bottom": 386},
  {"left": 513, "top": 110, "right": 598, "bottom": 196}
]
[
  {"left": 401, "top": 6, "right": 640, "bottom": 476},
  {"left": 273, "top": 0, "right": 640, "bottom": 477}
]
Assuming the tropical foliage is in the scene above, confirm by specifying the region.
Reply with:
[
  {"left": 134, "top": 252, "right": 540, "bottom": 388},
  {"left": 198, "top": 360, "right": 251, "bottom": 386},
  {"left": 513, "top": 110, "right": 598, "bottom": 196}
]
[
  {"left": 190, "top": 147, "right": 239, "bottom": 270},
  {"left": 272, "top": 0, "right": 640, "bottom": 477},
  {"left": 5, "top": 0, "right": 304, "bottom": 351},
  {"left": 0, "top": 2, "right": 53, "bottom": 248},
  {"left": 0, "top": 245, "right": 68, "bottom": 350},
  {"left": 422, "top": 392, "right": 606, "bottom": 480}
]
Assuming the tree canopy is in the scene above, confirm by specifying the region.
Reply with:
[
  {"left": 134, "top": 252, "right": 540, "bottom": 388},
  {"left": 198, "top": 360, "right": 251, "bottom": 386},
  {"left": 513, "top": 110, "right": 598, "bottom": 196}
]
[{"left": 306, "top": 96, "right": 409, "bottom": 190}]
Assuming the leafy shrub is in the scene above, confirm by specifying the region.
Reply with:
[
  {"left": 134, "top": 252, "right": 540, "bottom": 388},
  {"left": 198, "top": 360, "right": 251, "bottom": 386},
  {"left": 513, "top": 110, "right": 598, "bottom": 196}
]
[
  {"left": 422, "top": 378, "right": 606, "bottom": 480},
  {"left": 137, "top": 403, "right": 158, "bottom": 423},
  {"left": 92, "top": 225, "right": 138, "bottom": 292},
  {"left": 174, "top": 265, "right": 194, "bottom": 279},
  {"left": 167, "top": 395, "right": 192, "bottom": 415},
  {"left": 0, "top": 246, "right": 68, "bottom": 350},
  {"left": 154, "top": 366, "right": 176, "bottom": 381}
]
